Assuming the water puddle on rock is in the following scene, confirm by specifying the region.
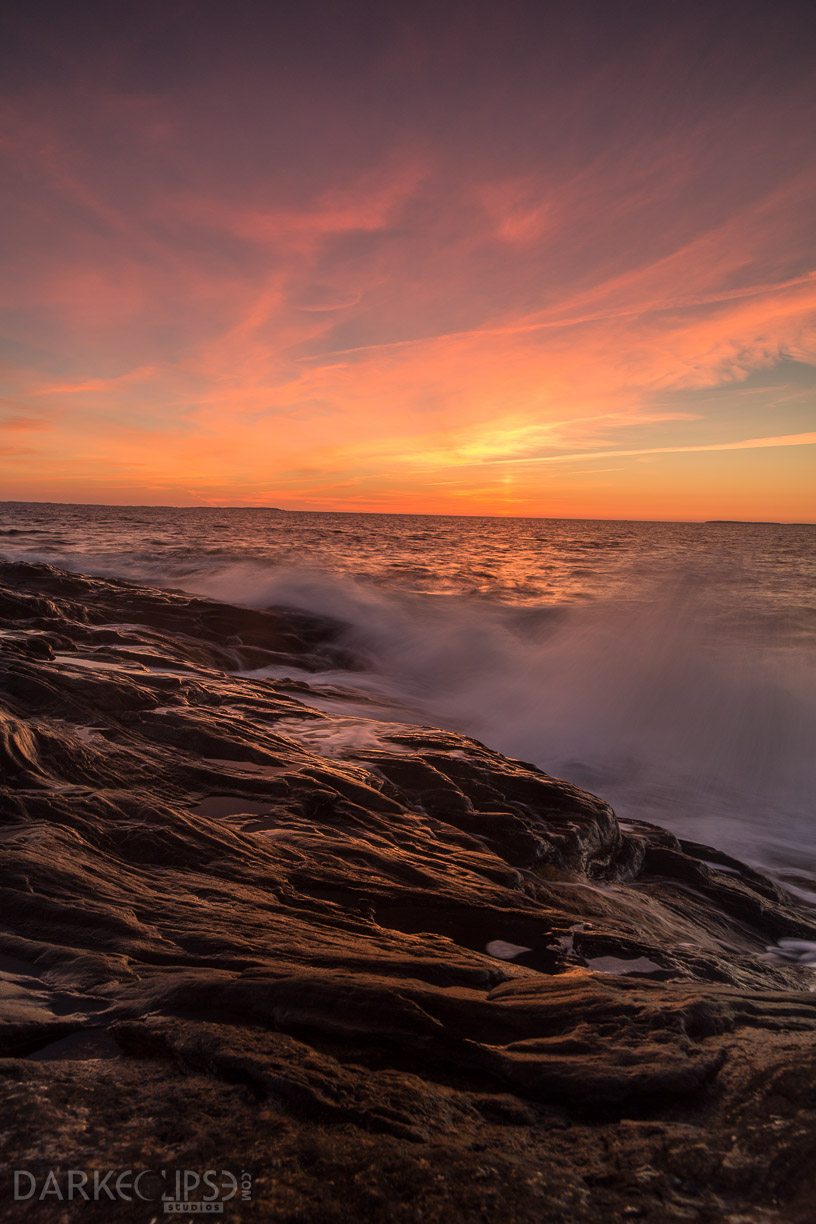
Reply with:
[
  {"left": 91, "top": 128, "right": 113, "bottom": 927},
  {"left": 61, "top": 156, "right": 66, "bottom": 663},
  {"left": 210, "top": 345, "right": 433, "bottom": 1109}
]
[
  {"left": 192, "top": 796, "right": 276, "bottom": 819},
  {"left": 203, "top": 757, "right": 290, "bottom": 777},
  {"left": 586, "top": 955, "right": 664, "bottom": 976}
]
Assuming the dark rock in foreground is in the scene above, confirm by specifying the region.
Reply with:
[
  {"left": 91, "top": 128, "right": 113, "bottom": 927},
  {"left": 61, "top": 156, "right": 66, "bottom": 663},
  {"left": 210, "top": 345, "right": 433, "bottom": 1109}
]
[{"left": 1, "top": 559, "right": 815, "bottom": 1222}]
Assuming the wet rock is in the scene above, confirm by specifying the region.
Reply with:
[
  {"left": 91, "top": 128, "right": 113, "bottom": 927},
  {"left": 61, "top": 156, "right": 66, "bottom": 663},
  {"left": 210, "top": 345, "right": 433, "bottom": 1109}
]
[{"left": 1, "top": 558, "right": 816, "bottom": 1222}]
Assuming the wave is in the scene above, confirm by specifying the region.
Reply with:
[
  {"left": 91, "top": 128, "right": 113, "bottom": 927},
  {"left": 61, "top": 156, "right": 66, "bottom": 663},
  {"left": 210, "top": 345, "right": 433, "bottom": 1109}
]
[
  {"left": 4, "top": 545, "right": 814, "bottom": 886},
  {"left": 174, "top": 560, "right": 816, "bottom": 883}
]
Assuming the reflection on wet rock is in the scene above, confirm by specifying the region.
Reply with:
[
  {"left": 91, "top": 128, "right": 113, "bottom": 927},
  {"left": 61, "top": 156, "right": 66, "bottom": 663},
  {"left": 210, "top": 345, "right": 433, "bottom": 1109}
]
[{"left": 2, "top": 559, "right": 816, "bottom": 1221}]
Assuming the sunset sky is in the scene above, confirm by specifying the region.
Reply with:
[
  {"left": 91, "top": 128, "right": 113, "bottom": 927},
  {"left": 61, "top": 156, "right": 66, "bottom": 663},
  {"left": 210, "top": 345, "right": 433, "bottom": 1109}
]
[{"left": 1, "top": 0, "right": 814, "bottom": 518}]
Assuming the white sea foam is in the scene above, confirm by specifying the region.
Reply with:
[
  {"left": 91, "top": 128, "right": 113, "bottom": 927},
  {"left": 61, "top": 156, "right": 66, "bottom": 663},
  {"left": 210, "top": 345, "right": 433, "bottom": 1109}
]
[
  {"left": 767, "top": 939, "right": 816, "bottom": 965},
  {"left": 3, "top": 506, "right": 814, "bottom": 892},
  {"left": 213, "top": 563, "right": 816, "bottom": 888},
  {"left": 270, "top": 715, "right": 413, "bottom": 759}
]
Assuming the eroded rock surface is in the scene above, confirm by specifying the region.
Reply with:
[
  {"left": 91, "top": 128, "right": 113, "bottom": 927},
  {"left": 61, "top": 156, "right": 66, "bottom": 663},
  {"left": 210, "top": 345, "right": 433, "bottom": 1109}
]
[{"left": 1, "top": 559, "right": 815, "bottom": 1221}]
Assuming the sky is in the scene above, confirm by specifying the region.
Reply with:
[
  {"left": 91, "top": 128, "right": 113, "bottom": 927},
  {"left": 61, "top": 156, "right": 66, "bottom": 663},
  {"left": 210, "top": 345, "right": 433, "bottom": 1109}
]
[{"left": 1, "top": 0, "right": 815, "bottom": 519}]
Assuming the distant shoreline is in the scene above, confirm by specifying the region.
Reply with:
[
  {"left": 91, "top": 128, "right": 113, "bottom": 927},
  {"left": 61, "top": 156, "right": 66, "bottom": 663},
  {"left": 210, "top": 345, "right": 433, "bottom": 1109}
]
[
  {"left": 1, "top": 501, "right": 813, "bottom": 526},
  {"left": 704, "top": 520, "right": 813, "bottom": 526}
]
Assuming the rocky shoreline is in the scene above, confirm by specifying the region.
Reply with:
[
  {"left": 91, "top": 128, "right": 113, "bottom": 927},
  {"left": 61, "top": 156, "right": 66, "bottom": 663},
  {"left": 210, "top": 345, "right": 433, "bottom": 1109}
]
[{"left": 1, "top": 559, "right": 815, "bottom": 1222}]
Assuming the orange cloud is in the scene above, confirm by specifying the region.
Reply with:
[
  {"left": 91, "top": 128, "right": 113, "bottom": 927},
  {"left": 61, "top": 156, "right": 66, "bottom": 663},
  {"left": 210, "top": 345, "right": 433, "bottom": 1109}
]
[
  {"left": 0, "top": 415, "right": 52, "bottom": 431},
  {"left": 1, "top": 19, "right": 814, "bottom": 519},
  {"left": 36, "top": 366, "right": 157, "bottom": 396},
  {"left": 476, "top": 431, "right": 816, "bottom": 466}
]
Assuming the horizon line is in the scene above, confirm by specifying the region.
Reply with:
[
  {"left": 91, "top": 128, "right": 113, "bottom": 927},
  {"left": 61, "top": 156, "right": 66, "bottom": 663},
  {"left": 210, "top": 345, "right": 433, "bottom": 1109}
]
[{"left": 1, "top": 499, "right": 813, "bottom": 526}]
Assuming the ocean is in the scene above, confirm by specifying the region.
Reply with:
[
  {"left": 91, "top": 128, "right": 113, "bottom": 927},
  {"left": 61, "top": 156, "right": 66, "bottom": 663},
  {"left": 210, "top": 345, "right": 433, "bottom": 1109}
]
[{"left": 2, "top": 501, "right": 814, "bottom": 895}]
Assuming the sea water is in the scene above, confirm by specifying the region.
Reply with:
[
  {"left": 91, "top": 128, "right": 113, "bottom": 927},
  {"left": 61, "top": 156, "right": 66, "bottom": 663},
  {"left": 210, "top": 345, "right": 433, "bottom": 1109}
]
[{"left": 2, "top": 502, "right": 814, "bottom": 894}]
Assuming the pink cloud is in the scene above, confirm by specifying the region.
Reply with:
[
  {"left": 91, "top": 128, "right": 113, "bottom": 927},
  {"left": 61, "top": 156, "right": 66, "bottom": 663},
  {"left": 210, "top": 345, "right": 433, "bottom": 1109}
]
[{"left": 1, "top": 22, "right": 814, "bottom": 517}]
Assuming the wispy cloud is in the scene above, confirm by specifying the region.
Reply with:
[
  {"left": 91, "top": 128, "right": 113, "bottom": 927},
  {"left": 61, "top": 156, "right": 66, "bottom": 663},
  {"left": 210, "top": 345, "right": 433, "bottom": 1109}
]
[
  {"left": 36, "top": 366, "right": 157, "bottom": 395},
  {"left": 475, "top": 432, "right": 816, "bottom": 466},
  {"left": 1, "top": 5, "right": 814, "bottom": 515}
]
